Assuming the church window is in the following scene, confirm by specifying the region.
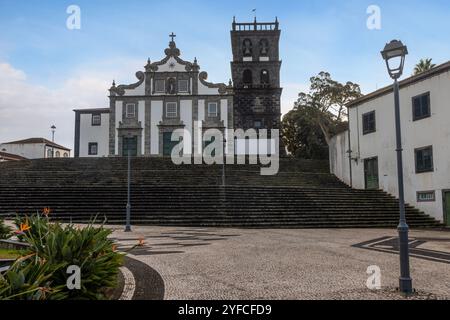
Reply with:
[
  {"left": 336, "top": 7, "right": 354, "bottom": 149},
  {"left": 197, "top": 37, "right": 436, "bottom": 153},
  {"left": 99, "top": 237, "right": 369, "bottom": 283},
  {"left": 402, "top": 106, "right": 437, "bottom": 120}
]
[
  {"left": 178, "top": 79, "right": 189, "bottom": 93},
  {"left": 63, "top": 152, "right": 69, "bottom": 158},
  {"left": 259, "top": 39, "right": 269, "bottom": 56},
  {"left": 47, "top": 149, "right": 52, "bottom": 158},
  {"left": 55, "top": 151, "right": 60, "bottom": 158},
  {"left": 155, "top": 79, "right": 165, "bottom": 93},
  {"left": 126, "top": 104, "right": 136, "bottom": 118},
  {"left": 208, "top": 102, "right": 218, "bottom": 117},
  {"left": 243, "top": 39, "right": 253, "bottom": 57},
  {"left": 92, "top": 114, "right": 101, "bottom": 126},
  {"left": 261, "top": 69, "right": 270, "bottom": 85},
  {"left": 243, "top": 69, "right": 253, "bottom": 86},
  {"left": 166, "top": 102, "right": 178, "bottom": 118},
  {"left": 88, "top": 143, "right": 98, "bottom": 156}
]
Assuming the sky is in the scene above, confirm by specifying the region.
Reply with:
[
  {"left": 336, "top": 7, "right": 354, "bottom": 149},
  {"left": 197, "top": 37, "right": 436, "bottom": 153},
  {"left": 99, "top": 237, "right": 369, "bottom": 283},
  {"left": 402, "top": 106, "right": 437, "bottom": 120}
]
[{"left": 0, "top": 0, "right": 449, "bottom": 151}]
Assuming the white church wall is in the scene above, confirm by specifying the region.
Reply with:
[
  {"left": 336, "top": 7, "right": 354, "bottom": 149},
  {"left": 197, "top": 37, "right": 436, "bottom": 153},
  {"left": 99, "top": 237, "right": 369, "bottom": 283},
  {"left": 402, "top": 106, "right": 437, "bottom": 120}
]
[
  {"left": 124, "top": 79, "right": 145, "bottom": 96},
  {"left": 115, "top": 102, "right": 122, "bottom": 155},
  {"left": 180, "top": 100, "right": 192, "bottom": 155},
  {"left": 79, "top": 113, "right": 109, "bottom": 157},
  {"left": 332, "top": 69, "right": 450, "bottom": 222},
  {"left": 150, "top": 101, "right": 163, "bottom": 155},
  {"left": 196, "top": 99, "right": 205, "bottom": 155},
  {"left": 138, "top": 101, "right": 145, "bottom": 154},
  {"left": 220, "top": 99, "right": 230, "bottom": 154},
  {"left": 156, "top": 57, "right": 188, "bottom": 72},
  {"left": 329, "top": 131, "right": 351, "bottom": 186},
  {"left": 198, "top": 80, "right": 220, "bottom": 95}
]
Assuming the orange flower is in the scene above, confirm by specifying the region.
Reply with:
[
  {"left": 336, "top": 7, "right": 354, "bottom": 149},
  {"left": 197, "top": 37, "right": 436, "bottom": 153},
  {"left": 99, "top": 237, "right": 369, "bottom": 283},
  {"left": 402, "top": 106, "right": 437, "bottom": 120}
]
[
  {"left": 15, "top": 221, "right": 31, "bottom": 234},
  {"left": 43, "top": 207, "right": 51, "bottom": 217}
]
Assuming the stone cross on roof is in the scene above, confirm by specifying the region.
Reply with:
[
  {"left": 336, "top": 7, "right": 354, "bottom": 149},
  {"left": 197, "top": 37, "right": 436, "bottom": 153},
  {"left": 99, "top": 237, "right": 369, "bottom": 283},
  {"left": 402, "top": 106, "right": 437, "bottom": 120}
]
[{"left": 169, "top": 32, "right": 176, "bottom": 42}]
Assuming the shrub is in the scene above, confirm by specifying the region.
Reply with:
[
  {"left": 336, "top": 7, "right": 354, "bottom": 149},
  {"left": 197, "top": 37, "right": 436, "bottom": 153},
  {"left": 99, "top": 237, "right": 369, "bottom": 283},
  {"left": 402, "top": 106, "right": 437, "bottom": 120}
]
[
  {"left": 0, "top": 254, "right": 66, "bottom": 300},
  {"left": 9, "top": 214, "right": 123, "bottom": 300},
  {"left": 0, "top": 219, "right": 12, "bottom": 239}
]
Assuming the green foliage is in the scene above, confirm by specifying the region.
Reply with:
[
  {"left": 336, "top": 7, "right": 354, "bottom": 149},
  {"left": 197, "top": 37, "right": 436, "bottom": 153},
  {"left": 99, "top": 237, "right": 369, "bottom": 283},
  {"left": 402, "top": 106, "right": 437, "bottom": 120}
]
[
  {"left": 27, "top": 223, "right": 123, "bottom": 299},
  {"left": 282, "top": 105, "right": 329, "bottom": 159},
  {"left": 413, "top": 58, "right": 436, "bottom": 75},
  {"left": 0, "top": 255, "right": 66, "bottom": 300},
  {"left": 3, "top": 214, "right": 123, "bottom": 300},
  {"left": 0, "top": 219, "right": 12, "bottom": 239},
  {"left": 282, "top": 72, "right": 361, "bottom": 159}
]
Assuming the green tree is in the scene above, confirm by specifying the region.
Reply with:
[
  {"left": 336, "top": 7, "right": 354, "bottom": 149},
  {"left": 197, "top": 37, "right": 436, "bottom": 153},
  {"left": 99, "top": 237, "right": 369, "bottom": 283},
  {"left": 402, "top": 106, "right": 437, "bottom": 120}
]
[
  {"left": 282, "top": 72, "right": 362, "bottom": 158},
  {"left": 413, "top": 58, "right": 436, "bottom": 75}
]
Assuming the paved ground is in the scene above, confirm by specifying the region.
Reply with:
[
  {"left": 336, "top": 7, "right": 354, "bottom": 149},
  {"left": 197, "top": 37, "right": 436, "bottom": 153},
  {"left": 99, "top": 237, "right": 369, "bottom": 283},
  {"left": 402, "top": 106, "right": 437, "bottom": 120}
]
[{"left": 109, "top": 227, "right": 450, "bottom": 300}]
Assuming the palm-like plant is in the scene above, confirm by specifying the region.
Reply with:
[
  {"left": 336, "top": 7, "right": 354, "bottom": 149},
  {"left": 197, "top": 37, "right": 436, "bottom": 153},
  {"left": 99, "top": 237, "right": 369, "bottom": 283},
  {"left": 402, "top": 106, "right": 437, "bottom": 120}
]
[{"left": 414, "top": 58, "right": 436, "bottom": 75}]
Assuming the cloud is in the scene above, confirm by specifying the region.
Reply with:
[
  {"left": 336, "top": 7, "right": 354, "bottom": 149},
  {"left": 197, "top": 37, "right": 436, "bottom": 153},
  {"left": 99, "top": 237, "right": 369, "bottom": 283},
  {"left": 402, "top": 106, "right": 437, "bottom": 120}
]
[
  {"left": 0, "top": 62, "right": 120, "bottom": 151},
  {"left": 281, "top": 83, "right": 309, "bottom": 115},
  {"left": 0, "top": 61, "right": 309, "bottom": 153}
]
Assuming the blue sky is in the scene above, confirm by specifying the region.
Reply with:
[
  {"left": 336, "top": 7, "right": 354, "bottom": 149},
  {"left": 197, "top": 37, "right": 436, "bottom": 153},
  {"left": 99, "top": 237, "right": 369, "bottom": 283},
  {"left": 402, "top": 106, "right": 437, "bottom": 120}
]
[{"left": 0, "top": 0, "right": 449, "bottom": 149}]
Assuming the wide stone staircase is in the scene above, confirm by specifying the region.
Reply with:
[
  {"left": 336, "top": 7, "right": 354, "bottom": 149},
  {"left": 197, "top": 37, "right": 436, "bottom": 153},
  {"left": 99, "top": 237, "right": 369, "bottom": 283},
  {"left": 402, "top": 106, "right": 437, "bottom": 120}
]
[{"left": 0, "top": 157, "right": 441, "bottom": 228}]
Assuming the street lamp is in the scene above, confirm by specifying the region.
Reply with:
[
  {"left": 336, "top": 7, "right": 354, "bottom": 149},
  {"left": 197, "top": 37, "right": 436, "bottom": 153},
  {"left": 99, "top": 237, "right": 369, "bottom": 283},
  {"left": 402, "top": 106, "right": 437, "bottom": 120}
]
[
  {"left": 381, "top": 40, "right": 412, "bottom": 295},
  {"left": 125, "top": 148, "right": 132, "bottom": 232},
  {"left": 222, "top": 136, "right": 227, "bottom": 187},
  {"left": 51, "top": 125, "right": 56, "bottom": 158}
]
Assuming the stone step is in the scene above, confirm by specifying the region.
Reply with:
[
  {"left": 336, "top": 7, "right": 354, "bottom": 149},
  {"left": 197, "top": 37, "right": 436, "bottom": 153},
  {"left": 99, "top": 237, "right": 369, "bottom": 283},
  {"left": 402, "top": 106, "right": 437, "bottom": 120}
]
[{"left": 0, "top": 157, "right": 441, "bottom": 228}]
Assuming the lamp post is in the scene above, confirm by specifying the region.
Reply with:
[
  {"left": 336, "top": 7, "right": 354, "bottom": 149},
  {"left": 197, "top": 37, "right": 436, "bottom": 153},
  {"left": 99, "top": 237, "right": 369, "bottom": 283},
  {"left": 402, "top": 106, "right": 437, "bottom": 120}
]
[
  {"left": 125, "top": 148, "right": 132, "bottom": 232},
  {"left": 51, "top": 125, "right": 56, "bottom": 158},
  {"left": 222, "top": 136, "right": 227, "bottom": 187},
  {"left": 381, "top": 40, "right": 412, "bottom": 295}
]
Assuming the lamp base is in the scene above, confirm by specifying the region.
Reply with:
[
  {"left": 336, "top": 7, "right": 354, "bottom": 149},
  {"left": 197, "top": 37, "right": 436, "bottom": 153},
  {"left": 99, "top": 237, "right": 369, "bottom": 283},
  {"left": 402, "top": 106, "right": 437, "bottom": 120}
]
[{"left": 399, "top": 277, "right": 413, "bottom": 295}]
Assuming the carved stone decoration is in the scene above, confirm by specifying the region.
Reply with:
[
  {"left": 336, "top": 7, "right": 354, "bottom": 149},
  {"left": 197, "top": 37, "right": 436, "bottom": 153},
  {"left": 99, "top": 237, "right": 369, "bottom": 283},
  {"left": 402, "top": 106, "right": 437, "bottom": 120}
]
[
  {"left": 202, "top": 119, "right": 225, "bottom": 129},
  {"left": 198, "top": 72, "right": 228, "bottom": 95},
  {"left": 164, "top": 41, "right": 181, "bottom": 57},
  {"left": 109, "top": 71, "right": 145, "bottom": 96},
  {"left": 167, "top": 78, "right": 176, "bottom": 94},
  {"left": 144, "top": 40, "right": 200, "bottom": 73}
]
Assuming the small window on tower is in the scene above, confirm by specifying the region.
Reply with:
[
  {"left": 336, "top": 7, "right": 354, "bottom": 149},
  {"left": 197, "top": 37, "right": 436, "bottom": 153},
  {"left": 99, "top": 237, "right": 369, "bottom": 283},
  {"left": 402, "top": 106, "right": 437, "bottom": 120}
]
[
  {"left": 243, "top": 69, "right": 253, "bottom": 86},
  {"left": 261, "top": 70, "right": 270, "bottom": 85},
  {"left": 243, "top": 39, "right": 253, "bottom": 57},
  {"left": 259, "top": 39, "right": 269, "bottom": 56}
]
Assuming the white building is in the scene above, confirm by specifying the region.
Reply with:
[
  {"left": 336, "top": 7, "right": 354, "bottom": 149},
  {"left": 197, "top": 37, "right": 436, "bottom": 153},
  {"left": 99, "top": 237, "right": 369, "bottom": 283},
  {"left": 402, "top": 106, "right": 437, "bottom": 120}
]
[
  {"left": 0, "top": 138, "right": 71, "bottom": 159},
  {"left": 0, "top": 151, "right": 27, "bottom": 162},
  {"left": 74, "top": 20, "right": 284, "bottom": 158},
  {"left": 74, "top": 38, "right": 233, "bottom": 158},
  {"left": 330, "top": 61, "right": 450, "bottom": 225}
]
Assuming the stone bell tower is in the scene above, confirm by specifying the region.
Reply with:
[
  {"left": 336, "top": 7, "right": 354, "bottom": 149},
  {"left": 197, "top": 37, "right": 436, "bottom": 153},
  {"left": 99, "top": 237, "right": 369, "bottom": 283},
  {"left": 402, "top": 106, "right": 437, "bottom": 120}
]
[{"left": 230, "top": 17, "right": 282, "bottom": 135}]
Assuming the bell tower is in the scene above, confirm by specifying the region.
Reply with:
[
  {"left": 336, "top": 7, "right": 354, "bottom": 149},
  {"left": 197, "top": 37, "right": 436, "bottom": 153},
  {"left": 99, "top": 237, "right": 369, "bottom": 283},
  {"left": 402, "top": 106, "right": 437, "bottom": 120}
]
[{"left": 230, "top": 17, "right": 282, "bottom": 133}]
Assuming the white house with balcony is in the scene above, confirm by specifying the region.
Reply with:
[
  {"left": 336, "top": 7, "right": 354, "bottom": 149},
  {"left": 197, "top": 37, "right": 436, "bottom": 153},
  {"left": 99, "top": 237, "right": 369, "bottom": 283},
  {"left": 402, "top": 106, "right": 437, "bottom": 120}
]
[{"left": 329, "top": 61, "right": 450, "bottom": 225}]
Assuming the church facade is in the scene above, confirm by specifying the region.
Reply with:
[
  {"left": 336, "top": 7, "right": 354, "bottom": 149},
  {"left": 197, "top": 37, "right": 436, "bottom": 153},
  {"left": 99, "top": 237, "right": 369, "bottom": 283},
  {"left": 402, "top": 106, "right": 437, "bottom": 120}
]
[{"left": 74, "top": 18, "right": 282, "bottom": 158}]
